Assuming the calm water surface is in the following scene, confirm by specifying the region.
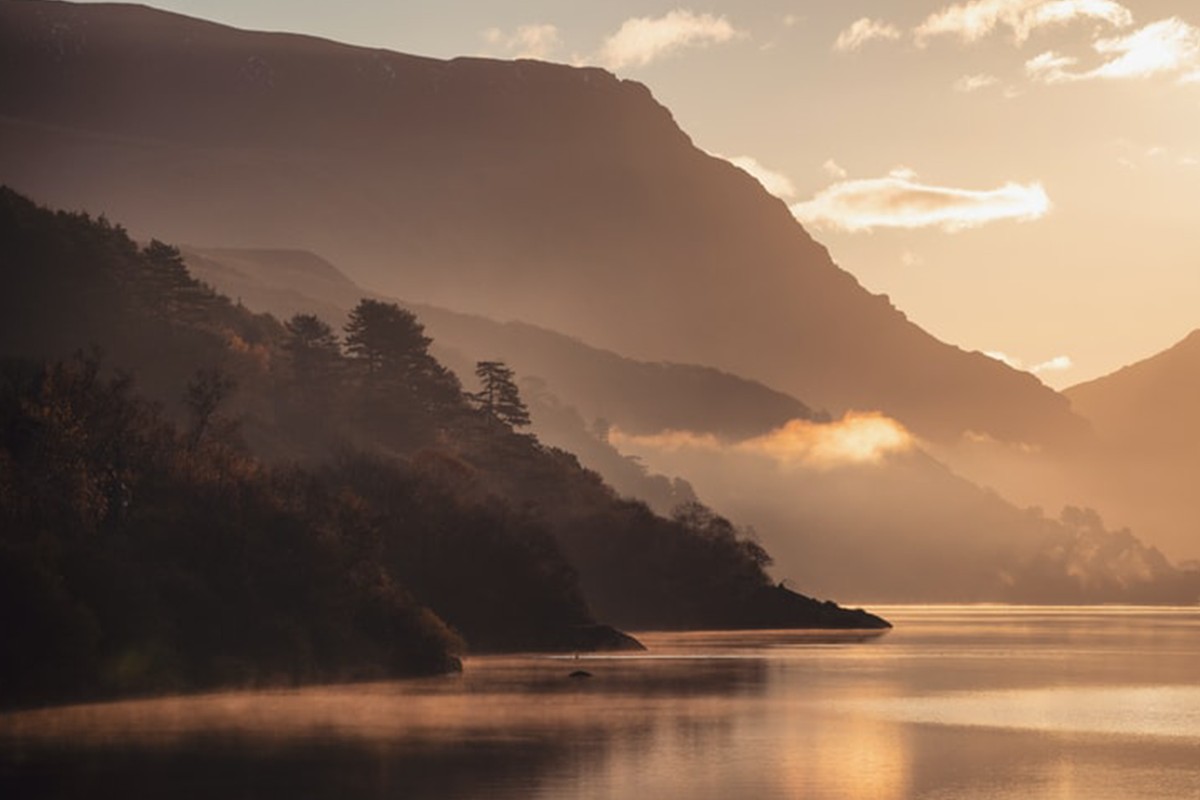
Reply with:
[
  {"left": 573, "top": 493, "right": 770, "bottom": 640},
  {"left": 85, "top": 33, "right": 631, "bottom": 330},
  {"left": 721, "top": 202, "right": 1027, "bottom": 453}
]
[{"left": 3, "top": 606, "right": 1199, "bottom": 799}]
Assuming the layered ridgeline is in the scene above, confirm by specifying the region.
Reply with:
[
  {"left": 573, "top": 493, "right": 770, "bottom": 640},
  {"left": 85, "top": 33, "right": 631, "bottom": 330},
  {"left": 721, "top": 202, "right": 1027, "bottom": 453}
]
[
  {"left": 0, "top": 188, "right": 890, "bottom": 706},
  {"left": 1059, "top": 331, "right": 1200, "bottom": 562},
  {"left": 180, "top": 246, "right": 1200, "bottom": 604},
  {"left": 918, "top": 330, "right": 1200, "bottom": 567},
  {"left": 0, "top": 0, "right": 1084, "bottom": 447}
]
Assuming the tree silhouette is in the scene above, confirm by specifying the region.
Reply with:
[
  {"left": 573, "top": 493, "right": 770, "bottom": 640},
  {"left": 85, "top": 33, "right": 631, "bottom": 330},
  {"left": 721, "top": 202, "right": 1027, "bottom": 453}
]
[
  {"left": 472, "top": 360, "right": 531, "bottom": 429},
  {"left": 344, "top": 300, "right": 430, "bottom": 377},
  {"left": 343, "top": 299, "right": 462, "bottom": 431},
  {"left": 283, "top": 313, "right": 342, "bottom": 387}
]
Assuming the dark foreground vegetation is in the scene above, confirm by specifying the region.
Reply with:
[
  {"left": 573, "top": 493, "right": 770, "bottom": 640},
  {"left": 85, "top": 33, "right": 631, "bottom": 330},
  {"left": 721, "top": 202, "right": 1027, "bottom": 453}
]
[{"left": 0, "top": 187, "right": 886, "bottom": 709}]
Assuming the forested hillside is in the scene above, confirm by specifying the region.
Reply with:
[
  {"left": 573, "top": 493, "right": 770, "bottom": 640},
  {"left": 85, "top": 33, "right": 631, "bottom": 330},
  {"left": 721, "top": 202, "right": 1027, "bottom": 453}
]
[{"left": 0, "top": 188, "right": 886, "bottom": 706}]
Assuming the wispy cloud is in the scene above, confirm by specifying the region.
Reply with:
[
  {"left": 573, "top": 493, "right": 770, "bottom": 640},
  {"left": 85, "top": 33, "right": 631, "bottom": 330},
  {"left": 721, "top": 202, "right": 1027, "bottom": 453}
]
[
  {"left": 597, "top": 10, "right": 741, "bottom": 70},
  {"left": 790, "top": 168, "right": 1051, "bottom": 232},
  {"left": 1109, "top": 139, "right": 1200, "bottom": 171},
  {"left": 722, "top": 155, "right": 796, "bottom": 199},
  {"left": 1033, "top": 355, "right": 1073, "bottom": 373},
  {"left": 822, "top": 158, "right": 848, "bottom": 179},
  {"left": 985, "top": 351, "right": 1074, "bottom": 374},
  {"left": 954, "top": 73, "right": 1001, "bottom": 92},
  {"left": 482, "top": 23, "right": 561, "bottom": 60},
  {"left": 609, "top": 412, "right": 915, "bottom": 470},
  {"left": 834, "top": 17, "right": 902, "bottom": 52},
  {"left": 1024, "top": 50, "right": 1080, "bottom": 81},
  {"left": 1090, "top": 18, "right": 1200, "bottom": 79},
  {"left": 1027, "top": 18, "right": 1200, "bottom": 83},
  {"left": 916, "top": 0, "right": 1133, "bottom": 45}
]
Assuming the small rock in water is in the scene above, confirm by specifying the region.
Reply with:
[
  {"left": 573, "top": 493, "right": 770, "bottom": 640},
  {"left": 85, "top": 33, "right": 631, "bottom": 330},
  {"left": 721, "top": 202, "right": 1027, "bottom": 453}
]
[{"left": 568, "top": 670, "right": 593, "bottom": 679}]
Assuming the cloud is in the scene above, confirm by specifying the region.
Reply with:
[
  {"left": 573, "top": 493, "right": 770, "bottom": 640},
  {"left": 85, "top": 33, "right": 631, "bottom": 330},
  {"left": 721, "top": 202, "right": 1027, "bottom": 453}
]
[
  {"left": 723, "top": 155, "right": 796, "bottom": 199},
  {"left": 609, "top": 412, "right": 915, "bottom": 470},
  {"left": 1110, "top": 139, "right": 1199, "bottom": 170},
  {"left": 1026, "top": 18, "right": 1200, "bottom": 83},
  {"left": 1088, "top": 18, "right": 1200, "bottom": 80},
  {"left": 834, "top": 17, "right": 902, "bottom": 52},
  {"left": 1025, "top": 50, "right": 1080, "bottom": 82},
  {"left": 984, "top": 351, "right": 1073, "bottom": 373},
  {"left": 790, "top": 169, "right": 1051, "bottom": 232},
  {"left": 1032, "top": 355, "right": 1073, "bottom": 373},
  {"left": 954, "top": 73, "right": 1001, "bottom": 92},
  {"left": 916, "top": 0, "right": 1133, "bottom": 45},
  {"left": 900, "top": 250, "right": 925, "bottom": 267},
  {"left": 822, "top": 158, "right": 848, "bottom": 179},
  {"left": 984, "top": 350, "right": 1023, "bottom": 369},
  {"left": 597, "top": 10, "right": 741, "bottom": 69},
  {"left": 482, "top": 23, "right": 561, "bottom": 60}
]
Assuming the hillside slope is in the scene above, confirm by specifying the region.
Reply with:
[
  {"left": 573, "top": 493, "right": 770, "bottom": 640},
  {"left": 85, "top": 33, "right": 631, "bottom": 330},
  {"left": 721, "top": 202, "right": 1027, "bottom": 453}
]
[
  {"left": 1066, "top": 330, "right": 1200, "bottom": 450},
  {"left": 1059, "top": 331, "right": 1200, "bottom": 560},
  {"left": 0, "top": 0, "right": 1085, "bottom": 446},
  {"left": 178, "top": 245, "right": 1200, "bottom": 603}
]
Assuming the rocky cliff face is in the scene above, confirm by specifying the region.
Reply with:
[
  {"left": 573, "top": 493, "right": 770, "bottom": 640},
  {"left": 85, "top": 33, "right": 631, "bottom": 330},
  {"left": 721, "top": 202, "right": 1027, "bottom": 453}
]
[{"left": 0, "top": 0, "right": 1085, "bottom": 446}]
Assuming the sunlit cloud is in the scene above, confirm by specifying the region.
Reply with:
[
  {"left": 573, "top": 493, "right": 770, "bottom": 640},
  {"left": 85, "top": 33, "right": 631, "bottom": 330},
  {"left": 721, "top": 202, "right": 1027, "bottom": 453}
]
[
  {"left": 482, "top": 23, "right": 561, "bottom": 60},
  {"left": 984, "top": 350, "right": 1022, "bottom": 369},
  {"left": 1088, "top": 18, "right": 1200, "bottom": 80},
  {"left": 722, "top": 155, "right": 796, "bottom": 199},
  {"left": 984, "top": 351, "right": 1073, "bottom": 374},
  {"left": 954, "top": 73, "right": 1001, "bottom": 92},
  {"left": 1032, "top": 355, "right": 1073, "bottom": 373},
  {"left": 1024, "top": 50, "right": 1080, "bottom": 82},
  {"left": 1026, "top": 18, "right": 1200, "bottom": 82},
  {"left": 822, "top": 158, "right": 848, "bottom": 179},
  {"left": 833, "top": 17, "right": 902, "bottom": 52},
  {"left": 916, "top": 0, "right": 1133, "bottom": 45},
  {"left": 597, "top": 10, "right": 741, "bottom": 69},
  {"left": 609, "top": 412, "right": 915, "bottom": 470},
  {"left": 790, "top": 169, "right": 1051, "bottom": 232}
]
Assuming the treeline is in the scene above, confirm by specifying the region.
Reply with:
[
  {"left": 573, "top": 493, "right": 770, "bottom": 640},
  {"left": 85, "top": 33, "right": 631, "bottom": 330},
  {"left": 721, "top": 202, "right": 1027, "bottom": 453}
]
[
  {"left": 0, "top": 187, "right": 885, "bottom": 706},
  {"left": 0, "top": 355, "right": 467, "bottom": 706}
]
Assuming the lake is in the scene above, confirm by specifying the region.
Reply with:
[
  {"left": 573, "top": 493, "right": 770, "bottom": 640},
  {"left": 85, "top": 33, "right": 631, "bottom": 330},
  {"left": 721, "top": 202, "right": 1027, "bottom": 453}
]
[{"left": 3, "top": 606, "right": 1199, "bottom": 799}]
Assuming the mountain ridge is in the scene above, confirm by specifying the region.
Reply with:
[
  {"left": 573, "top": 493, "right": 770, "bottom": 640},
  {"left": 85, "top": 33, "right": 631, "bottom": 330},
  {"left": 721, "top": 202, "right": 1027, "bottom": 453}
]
[
  {"left": 178, "top": 243, "right": 1199, "bottom": 603},
  {"left": 0, "top": 0, "right": 1087, "bottom": 447}
]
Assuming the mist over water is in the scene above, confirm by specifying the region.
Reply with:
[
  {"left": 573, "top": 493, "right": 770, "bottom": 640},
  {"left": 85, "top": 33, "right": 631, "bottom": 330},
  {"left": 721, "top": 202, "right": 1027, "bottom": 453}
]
[{"left": 3, "top": 607, "right": 1199, "bottom": 799}]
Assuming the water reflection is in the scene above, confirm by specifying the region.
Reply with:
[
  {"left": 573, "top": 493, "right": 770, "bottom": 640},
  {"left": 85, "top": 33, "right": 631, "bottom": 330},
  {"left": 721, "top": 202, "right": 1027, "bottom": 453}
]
[{"left": 2, "top": 608, "right": 1199, "bottom": 799}]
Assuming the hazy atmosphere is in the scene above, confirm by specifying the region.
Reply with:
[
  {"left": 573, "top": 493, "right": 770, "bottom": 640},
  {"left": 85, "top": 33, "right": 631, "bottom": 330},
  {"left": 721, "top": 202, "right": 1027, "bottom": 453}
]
[
  {"left": 3, "top": 1, "right": 1199, "bottom": 798},
  {"left": 69, "top": 0, "right": 1200, "bottom": 388}
]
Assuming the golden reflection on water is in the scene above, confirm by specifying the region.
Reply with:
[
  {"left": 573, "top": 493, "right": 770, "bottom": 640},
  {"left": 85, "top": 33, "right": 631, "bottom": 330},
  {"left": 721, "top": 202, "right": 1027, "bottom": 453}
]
[
  {"left": 3, "top": 607, "right": 1200, "bottom": 800},
  {"left": 776, "top": 700, "right": 911, "bottom": 800}
]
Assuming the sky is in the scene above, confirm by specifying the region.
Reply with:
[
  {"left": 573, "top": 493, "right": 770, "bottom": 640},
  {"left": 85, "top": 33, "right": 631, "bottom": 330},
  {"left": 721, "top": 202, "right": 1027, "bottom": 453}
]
[{"left": 73, "top": 0, "right": 1200, "bottom": 387}]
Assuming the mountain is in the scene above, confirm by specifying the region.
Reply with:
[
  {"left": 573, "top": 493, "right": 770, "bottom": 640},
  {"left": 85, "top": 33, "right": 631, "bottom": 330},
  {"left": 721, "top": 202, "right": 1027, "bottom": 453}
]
[
  {"left": 0, "top": 0, "right": 1086, "bottom": 447},
  {"left": 181, "top": 246, "right": 817, "bottom": 440},
  {"left": 1058, "top": 330, "right": 1200, "bottom": 561},
  {"left": 178, "top": 245, "right": 1200, "bottom": 604},
  {"left": 1067, "top": 329, "right": 1200, "bottom": 450}
]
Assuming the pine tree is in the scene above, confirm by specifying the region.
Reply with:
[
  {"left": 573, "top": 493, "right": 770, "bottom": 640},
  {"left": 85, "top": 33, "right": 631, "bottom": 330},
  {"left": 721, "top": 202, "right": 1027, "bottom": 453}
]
[
  {"left": 283, "top": 313, "right": 342, "bottom": 386},
  {"left": 472, "top": 360, "right": 531, "bottom": 429},
  {"left": 343, "top": 299, "right": 462, "bottom": 419}
]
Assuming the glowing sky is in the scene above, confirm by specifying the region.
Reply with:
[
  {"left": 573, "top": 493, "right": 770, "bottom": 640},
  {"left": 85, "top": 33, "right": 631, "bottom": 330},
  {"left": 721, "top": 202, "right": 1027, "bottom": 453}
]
[{"left": 72, "top": 0, "right": 1200, "bottom": 387}]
